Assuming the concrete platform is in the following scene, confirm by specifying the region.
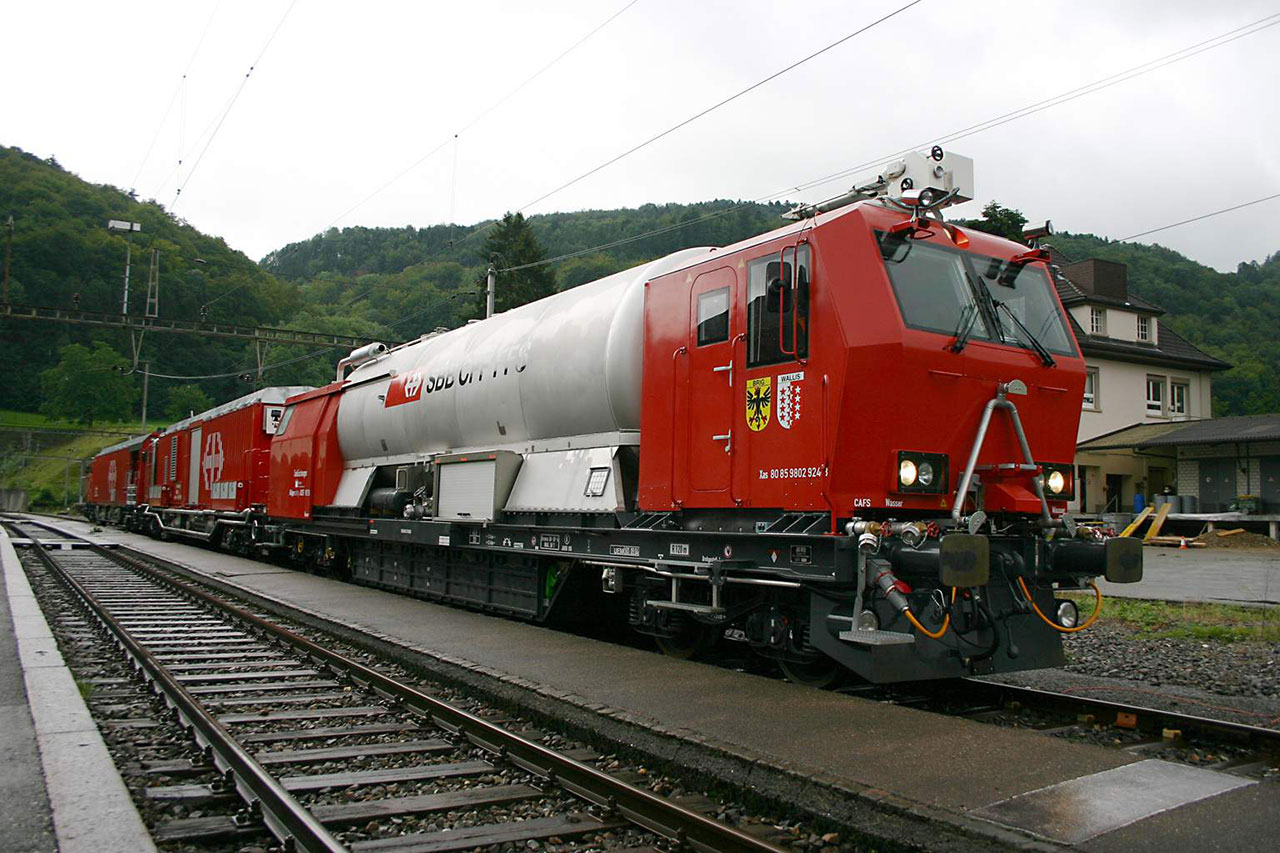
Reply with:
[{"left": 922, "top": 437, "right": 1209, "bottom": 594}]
[
  {"left": 1099, "top": 546, "right": 1280, "bottom": 606},
  {"left": 0, "top": 527, "right": 156, "bottom": 852},
  {"left": 30, "top": 516, "right": 1280, "bottom": 851}
]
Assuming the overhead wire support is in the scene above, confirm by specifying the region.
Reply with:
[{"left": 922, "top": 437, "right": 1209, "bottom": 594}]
[
  {"left": 129, "top": 2, "right": 222, "bottom": 195},
  {"left": 320, "top": 0, "right": 643, "bottom": 233},
  {"left": 171, "top": 0, "right": 299, "bottom": 210}
]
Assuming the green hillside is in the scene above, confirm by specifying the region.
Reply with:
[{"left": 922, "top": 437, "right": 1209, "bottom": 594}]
[{"left": 0, "top": 146, "right": 370, "bottom": 411}]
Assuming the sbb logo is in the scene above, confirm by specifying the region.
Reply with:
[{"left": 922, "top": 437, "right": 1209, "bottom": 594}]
[
  {"left": 202, "top": 432, "right": 225, "bottom": 490},
  {"left": 404, "top": 371, "right": 424, "bottom": 399}
]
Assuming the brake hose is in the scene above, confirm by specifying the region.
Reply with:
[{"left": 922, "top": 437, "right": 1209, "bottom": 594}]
[
  {"left": 903, "top": 587, "right": 956, "bottom": 639},
  {"left": 1017, "top": 576, "right": 1102, "bottom": 633}
]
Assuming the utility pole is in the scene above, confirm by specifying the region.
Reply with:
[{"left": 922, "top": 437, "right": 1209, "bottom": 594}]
[
  {"left": 140, "top": 360, "right": 150, "bottom": 432},
  {"left": 485, "top": 264, "right": 496, "bottom": 319},
  {"left": 3, "top": 214, "right": 12, "bottom": 304},
  {"left": 107, "top": 220, "right": 142, "bottom": 315}
]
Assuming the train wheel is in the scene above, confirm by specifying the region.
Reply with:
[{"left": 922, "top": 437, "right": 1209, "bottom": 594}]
[
  {"left": 655, "top": 623, "right": 719, "bottom": 660},
  {"left": 779, "top": 655, "right": 841, "bottom": 689}
]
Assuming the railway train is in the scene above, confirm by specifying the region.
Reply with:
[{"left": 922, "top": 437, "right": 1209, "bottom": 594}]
[{"left": 82, "top": 149, "right": 1141, "bottom": 685}]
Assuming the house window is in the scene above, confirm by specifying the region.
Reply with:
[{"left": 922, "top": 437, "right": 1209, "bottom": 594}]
[
  {"left": 1137, "top": 315, "right": 1150, "bottom": 342},
  {"left": 1146, "top": 375, "right": 1166, "bottom": 416},
  {"left": 1170, "top": 381, "right": 1189, "bottom": 416},
  {"left": 1090, "top": 307, "right": 1106, "bottom": 335},
  {"left": 1082, "top": 367, "right": 1099, "bottom": 410}
]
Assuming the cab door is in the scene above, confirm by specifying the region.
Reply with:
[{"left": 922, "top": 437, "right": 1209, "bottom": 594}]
[{"left": 686, "top": 267, "right": 738, "bottom": 496}]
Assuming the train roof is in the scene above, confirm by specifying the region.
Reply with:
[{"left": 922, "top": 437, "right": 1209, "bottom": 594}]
[
  {"left": 95, "top": 433, "right": 151, "bottom": 457},
  {"left": 157, "top": 386, "right": 313, "bottom": 437},
  {"left": 651, "top": 199, "right": 1010, "bottom": 281}
]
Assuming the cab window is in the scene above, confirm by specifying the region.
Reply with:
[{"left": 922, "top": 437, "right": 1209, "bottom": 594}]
[
  {"left": 276, "top": 404, "right": 297, "bottom": 437},
  {"left": 747, "top": 245, "right": 810, "bottom": 367}
]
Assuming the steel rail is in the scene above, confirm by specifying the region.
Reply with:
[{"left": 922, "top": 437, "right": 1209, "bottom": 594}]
[
  {"left": 16, "top": 519, "right": 784, "bottom": 853},
  {"left": 962, "top": 678, "right": 1280, "bottom": 748},
  {"left": 11, "top": 525, "right": 346, "bottom": 852}
]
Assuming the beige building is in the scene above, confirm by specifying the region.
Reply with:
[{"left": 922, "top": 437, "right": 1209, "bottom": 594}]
[{"left": 1047, "top": 254, "right": 1230, "bottom": 514}]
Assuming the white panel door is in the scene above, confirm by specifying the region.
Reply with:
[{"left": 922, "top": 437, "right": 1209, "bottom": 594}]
[{"left": 188, "top": 427, "right": 202, "bottom": 505}]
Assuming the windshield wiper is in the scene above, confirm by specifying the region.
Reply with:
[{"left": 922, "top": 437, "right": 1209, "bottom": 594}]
[
  {"left": 994, "top": 300, "right": 1056, "bottom": 367},
  {"left": 949, "top": 302, "right": 978, "bottom": 353}
]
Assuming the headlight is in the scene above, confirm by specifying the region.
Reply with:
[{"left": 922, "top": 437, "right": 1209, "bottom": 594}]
[
  {"left": 1037, "top": 462, "right": 1075, "bottom": 500},
  {"left": 895, "top": 451, "right": 949, "bottom": 494},
  {"left": 1054, "top": 599, "right": 1079, "bottom": 628}
]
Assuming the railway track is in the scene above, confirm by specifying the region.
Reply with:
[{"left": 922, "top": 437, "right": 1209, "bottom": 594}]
[
  {"left": 4, "top": 519, "right": 787, "bottom": 853},
  {"left": 842, "top": 677, "right": 1280, "bottom": 780}
]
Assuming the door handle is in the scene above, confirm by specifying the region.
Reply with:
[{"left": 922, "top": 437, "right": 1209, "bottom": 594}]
[
  {"left": 712, "top": 432, "right": 731, "bottom": 453},
  {"left": 712, "top": 360, "right": 733, "bottom": 387}
]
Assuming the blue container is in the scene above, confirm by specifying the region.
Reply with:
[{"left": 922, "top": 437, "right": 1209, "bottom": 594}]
[{"left": 1133, "top": 492, "right": 1146, "bottom": 513}]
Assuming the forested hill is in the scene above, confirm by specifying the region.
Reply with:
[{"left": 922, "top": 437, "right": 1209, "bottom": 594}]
[
  {"left": 0, "top": 145, "right": 330, "bottom": 417},
  {"left": 261, "top": 200, "right": 790, "bottom": 286}
]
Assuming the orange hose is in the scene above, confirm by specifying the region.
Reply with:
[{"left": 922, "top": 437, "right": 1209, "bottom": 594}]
[
  {"left": 1017, "top": 576, "right": 1102, "bottom": 633},
  {"left": 903, "top": 587, "right": 955, "bottom": 639}
]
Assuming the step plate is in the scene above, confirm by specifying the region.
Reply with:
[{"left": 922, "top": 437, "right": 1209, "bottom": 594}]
[{"left": 839, "top": 628, "right": 916, "bottom": 646}]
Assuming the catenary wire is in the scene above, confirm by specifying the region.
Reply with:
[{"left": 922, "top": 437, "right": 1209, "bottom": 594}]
[
  {"left": 388, "top": 1, "right": 926, "bottom": 278},
  {"left": 789, "top": 12, "right": 1280, "bottom": 197},
  {"left": 500, "top": 11, "right": 1280, "bottom": 272},
  {"left": 1117, "top": 192, "right": 1280, "bottom": 242},
  {"left": 514, "top": 0, "right": 924, "bottom": 215},
  {"left": 171, "top": 0, "right": 299, "bottom": 210},
  {"left": 142, "top": 288, "right": 471, "bottom": 382}
]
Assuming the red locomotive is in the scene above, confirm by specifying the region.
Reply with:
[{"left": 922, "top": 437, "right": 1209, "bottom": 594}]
[{"left": 84, "top": 150, "right": 1141, "bottom": 684}]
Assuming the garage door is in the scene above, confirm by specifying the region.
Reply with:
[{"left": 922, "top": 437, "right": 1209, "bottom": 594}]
[
  {"left": 1261, "top": 457, "right": 1280, "bottom": 514},
  {"left": 1199, "top": 458, "right": 1237, "bottom": 513}
]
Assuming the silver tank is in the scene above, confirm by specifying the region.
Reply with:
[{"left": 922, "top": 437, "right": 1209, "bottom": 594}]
[{"left": 336, "top": 246, "right": 713, "bottom": 465}]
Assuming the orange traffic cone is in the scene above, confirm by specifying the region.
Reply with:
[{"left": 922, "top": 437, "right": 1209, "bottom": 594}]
[{"left": 1179, "top": 537, "right": 1187, "bottom": 549}]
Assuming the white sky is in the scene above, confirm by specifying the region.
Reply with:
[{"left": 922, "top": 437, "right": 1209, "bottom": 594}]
[{"left": 8, "top": 1, "right": 1280, "bottom": 272}]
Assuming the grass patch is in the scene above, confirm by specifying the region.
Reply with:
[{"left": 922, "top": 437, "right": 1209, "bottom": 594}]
[
  {"left": 0, "top": 409, "right": 172, "bottom": 508},
  {"left": 1063, "top": 591, "right": 1280, "bottom": 642}
]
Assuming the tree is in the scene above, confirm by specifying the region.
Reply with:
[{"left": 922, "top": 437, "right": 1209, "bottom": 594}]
[
  {"left": 482, "top": 212, "right": 556, "bottom": 313},
  {"left": 165, "top": 384, "right": 213, "bottom": 420},
  {"left": 957, "top": 201, "right": 1029, "bottom": 242},
  {"left": 39, "top": 342, "right": 137, "bottom": 425}
]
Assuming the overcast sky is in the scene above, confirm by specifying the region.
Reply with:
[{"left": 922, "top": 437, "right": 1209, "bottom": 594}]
[{"left": 9, "top": 1, "right": 1279, "bottom": 271}]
